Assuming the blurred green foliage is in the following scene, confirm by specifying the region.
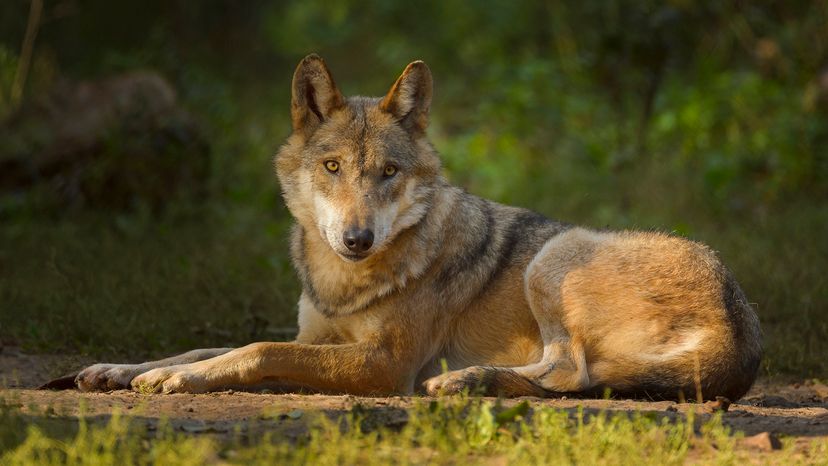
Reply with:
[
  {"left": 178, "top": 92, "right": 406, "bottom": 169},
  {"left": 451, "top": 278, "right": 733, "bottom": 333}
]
[{"left": 0, "top": 1, "right": 826, "bottom": 378}]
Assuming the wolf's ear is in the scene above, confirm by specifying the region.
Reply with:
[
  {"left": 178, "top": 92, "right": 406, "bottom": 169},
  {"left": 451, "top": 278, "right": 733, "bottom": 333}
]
[
  {"left": 291, "top": 54, "right": 345, "bottom": 137},
  {"left": 380, "top": 61, "right": 432, "bottom": 134}
]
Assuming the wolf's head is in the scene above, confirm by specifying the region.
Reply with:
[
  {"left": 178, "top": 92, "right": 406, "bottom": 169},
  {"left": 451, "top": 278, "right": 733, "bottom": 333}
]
[{"left": 275, "top": 55, "right": 442, "bottom": 263}]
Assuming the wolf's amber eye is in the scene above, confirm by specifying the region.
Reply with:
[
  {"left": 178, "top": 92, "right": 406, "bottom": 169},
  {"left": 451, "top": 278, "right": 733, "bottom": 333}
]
[
  {"left": 384, "top": 165, "right": 397, "bottom": 177},
  {"left": 324, "top": 160, "right": 339, "bottom": 173}
]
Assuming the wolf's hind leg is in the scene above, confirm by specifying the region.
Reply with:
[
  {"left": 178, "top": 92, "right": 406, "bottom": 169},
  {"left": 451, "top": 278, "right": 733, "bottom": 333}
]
[
  {"left": 422, "top": 337, "right": 588, "bottom": 397},
  {"left": 75, "top": 348, "right": 233, "bottom": 392},
  {"left": 424, "top": 229, "right": 599, "bottom": 397},
  {"left": 511, "top": 228, "right": 601, "bottom": 393},
  {"left": 422, "top": 340, "right": 588, "bottom": 397}
]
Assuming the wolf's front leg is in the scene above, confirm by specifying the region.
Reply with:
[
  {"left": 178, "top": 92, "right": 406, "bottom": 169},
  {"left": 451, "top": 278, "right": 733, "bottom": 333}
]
[
  {"left": 75, "top": 348, "right": 233, "bottom": 391},
  {"left": 130, "top": 341, "right": 410, "bottom": 395}
]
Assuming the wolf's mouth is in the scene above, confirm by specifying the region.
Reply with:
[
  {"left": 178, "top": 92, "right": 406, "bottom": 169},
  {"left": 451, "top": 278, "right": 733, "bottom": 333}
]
[{"left": 341, "top": 252, "right": 369, "bottom": 262}]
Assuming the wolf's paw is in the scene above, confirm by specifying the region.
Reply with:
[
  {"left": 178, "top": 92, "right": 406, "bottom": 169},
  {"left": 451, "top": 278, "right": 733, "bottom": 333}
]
[
  {"left": 76, "top": 364, "right": 142, "bottom": 392},
  {"left": 423, "top": 366, "right": 490, "bottom": 396},
  {"left": 130, "top": 365, "right": 209, "bottom": 394}
]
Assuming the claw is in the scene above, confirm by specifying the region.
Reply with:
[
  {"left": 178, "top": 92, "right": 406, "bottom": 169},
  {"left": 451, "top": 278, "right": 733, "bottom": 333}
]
[{"left": 38, "top": 373, "right": 80, "bottom": 390}]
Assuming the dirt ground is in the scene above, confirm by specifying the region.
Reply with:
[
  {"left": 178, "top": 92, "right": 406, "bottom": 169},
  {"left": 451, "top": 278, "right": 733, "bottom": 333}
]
[{"left": 2, "top": 346, "right": 827, "bottom": 460}]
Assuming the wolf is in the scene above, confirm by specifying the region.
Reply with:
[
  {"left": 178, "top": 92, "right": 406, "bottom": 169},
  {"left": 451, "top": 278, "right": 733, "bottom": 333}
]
[{"left": 72, "top": 54, "right": 762, "bottom": 401}]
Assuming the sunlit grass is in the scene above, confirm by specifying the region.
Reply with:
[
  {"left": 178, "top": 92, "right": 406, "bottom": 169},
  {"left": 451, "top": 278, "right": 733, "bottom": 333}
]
[{"left": 2, "top": 397, "right": 820, "bottom": 465}]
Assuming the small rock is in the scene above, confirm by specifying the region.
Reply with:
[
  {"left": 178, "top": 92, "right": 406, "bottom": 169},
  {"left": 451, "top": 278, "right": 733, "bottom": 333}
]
[
  {"left": 179, "top": 421, "right": 228, "bottom": 434},
  {"left": 747, "top": 395, "right": 799, "bottom": 408},
  {"left": 276, "top": 409, "right": 304, "bottom": 420},
  {"left": 703, "top": 396, "right": 731, "bottom": 413},
  {"left": 180, "top": 422, "right": 208, "bottom": 433},
  {"left": 810, "top": 382, "right": 828, "bottom": 399},
  {"left": 741, "top": 432, "right": 782, "bottom": 451}
]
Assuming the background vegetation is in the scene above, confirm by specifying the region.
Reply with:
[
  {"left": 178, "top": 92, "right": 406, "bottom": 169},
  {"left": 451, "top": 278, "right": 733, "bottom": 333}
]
[{"left": 1, "top": 0, "right": 826, "bottom": 379}]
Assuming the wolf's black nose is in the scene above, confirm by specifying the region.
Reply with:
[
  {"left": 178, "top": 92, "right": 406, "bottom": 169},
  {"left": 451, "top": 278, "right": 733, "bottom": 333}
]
[{"left": 343, "top": 228, "right": 374, "bottom": 253}]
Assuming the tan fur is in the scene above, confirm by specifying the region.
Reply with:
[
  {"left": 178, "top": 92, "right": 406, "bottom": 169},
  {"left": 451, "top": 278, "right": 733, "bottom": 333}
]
[{"left": 75, "top": 55, "right": 762, "bottom": 401}]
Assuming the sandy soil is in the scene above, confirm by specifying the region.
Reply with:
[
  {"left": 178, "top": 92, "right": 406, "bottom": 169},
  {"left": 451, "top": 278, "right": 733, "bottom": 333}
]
[{"left": 2, "top": 346, "right": 827, "bottom": 460}]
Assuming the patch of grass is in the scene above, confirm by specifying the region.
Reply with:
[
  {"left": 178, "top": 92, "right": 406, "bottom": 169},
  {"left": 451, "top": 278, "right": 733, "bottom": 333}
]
[
  {"left": 0, "top": 205, "right": 300, "bottom": 361},
  {"left": 2, "top": 398, "right": 822, "bottom": 465}
]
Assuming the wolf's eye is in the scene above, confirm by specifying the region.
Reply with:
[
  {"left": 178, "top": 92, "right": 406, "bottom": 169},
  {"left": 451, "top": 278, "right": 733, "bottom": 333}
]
[
  {"left": 324, "top": 160, "right": 339, "bottom": 173},
  {"left": 383, "top": 165, "right": 398, "bottom": 177}
]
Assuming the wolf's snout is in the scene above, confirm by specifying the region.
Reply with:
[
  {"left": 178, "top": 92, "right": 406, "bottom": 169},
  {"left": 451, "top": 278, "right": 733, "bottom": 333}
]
[{"left": 343, "top": 228, "right": 374, "bottom": 253}]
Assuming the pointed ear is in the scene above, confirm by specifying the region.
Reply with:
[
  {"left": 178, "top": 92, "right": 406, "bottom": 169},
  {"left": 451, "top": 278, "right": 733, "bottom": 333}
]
[
  {"left": 291, "top": 54, "right": 345, "bottom": 137},
  {"left": 380, "top": 61, "right": 433, "bottom": 134}
]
